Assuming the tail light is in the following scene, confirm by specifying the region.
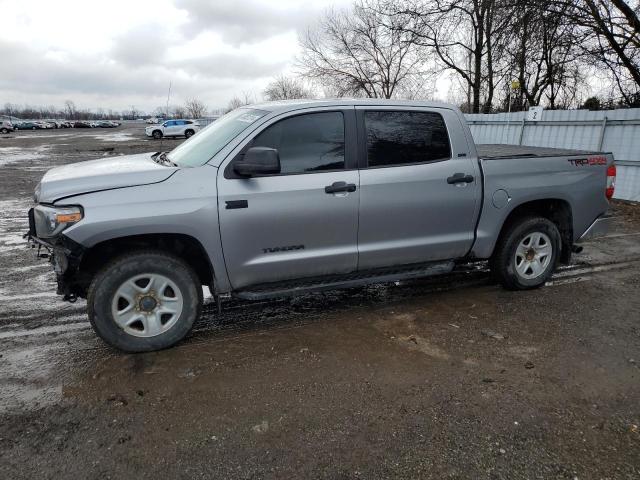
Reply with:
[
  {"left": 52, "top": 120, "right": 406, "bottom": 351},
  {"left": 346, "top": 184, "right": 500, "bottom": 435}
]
[{"left": 606, "top": 164, "right": 616, "bottom": 200}]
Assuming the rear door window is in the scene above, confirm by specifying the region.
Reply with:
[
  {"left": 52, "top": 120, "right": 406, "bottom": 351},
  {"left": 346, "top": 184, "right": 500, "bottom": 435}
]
[{"left": 364, "top": 111, "right": 451, "bottom": 167}]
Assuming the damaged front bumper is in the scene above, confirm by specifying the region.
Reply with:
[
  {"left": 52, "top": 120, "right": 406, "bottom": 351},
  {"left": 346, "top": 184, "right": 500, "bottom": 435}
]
[{"left": 26, "top": 207, "right": 87, "bottom": 302}]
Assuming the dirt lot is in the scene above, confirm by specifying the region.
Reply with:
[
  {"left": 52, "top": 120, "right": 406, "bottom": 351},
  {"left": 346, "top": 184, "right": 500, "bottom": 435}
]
[{"left": 0, "top": 123, "right": 639, "bottom": 479}]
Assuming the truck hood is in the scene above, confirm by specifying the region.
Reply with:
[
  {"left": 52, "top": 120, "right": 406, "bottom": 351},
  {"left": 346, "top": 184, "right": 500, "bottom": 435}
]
[{"left": 36, "top": 152, "right": 178, "bottom": 203}]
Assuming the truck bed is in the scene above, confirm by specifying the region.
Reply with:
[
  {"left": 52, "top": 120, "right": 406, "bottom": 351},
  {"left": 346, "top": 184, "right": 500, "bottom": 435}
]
[{"left": 477, "top": 144, "right": 599, "bottom": 160}]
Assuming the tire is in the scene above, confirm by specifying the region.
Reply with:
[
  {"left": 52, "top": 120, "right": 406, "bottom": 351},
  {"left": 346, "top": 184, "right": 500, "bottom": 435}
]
[
  {"left": 152, "top": 130, "right": 163, "bottom": 139},
  {"left": 32, "top": 126, "right": 36, "bottom": 130},
  {"left": 490, "top": 216, "right": 561, "bottom": 290},
  {"left": 87, "top": 251, "right": 202, "bottom": 352},
  {"left": 184, "top": 129, "right": 195, "bottom": 138},
  {"left": 0, "top": 128, "right": 8, "bottom": 134}
]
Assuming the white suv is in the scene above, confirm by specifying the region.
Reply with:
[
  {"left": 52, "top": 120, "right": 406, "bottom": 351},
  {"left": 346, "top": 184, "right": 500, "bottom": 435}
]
[{"left": 145, "top": 119, "right": 200, "bottom": 139}]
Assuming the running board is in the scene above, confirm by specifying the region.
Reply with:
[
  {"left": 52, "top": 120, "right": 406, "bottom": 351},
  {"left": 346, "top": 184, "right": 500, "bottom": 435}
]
[{"left": 234, "top": 261, "right": 455, "bottom": 301}]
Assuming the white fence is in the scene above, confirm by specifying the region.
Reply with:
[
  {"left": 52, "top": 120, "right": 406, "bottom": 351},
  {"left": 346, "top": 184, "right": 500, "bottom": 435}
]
[{"left": 465, "top": 108, "right": 640, "bottom": 202}]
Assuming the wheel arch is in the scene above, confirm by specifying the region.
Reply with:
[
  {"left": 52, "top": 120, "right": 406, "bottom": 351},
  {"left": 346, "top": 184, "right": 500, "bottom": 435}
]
[
  {"left": 78, "top": 233, "right": 215, "bottom": 294},
  {"left": 492, "top": 198, "right": 573, "bottom": 263}
]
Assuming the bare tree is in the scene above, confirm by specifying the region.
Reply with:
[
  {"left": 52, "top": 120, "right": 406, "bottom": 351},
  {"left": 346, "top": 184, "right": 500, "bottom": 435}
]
[
  {"left": 184, "top": 98, "right": 207, "bottom": 118},
  {"left": 263, "top": 75, "right": 312, "bottom": 100},
  {"left": 172, "top": 105, "right": 187, "bottom": 118},
  {"left": 392, "top": 0, "right": 512, "bottom": 113},
  {"left": 224, "top": 91, "right": 255, "bottom": 113},
  {"left": 153, "top": 106, "right": 166, "bottom": 118},
  {"left": 561, "top": 0, "right": 640, "bottom": 105},
  {"left": 504, "top": 0, "right": 586, "bottom": 110},
  {"left": 298, "top": 0, "right": 432, "bottom": 99},
  {"left": 64, "top": 100, "right": 76, "bottom": 119},
  {"left": 226, "top": 97, "right": 244, "bottom": 112}
]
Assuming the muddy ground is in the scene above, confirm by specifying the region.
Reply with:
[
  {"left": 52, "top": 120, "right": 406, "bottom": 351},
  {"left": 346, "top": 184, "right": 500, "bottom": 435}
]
[{"left": 0, "top": 123, "right": 639, "bottom": 479}]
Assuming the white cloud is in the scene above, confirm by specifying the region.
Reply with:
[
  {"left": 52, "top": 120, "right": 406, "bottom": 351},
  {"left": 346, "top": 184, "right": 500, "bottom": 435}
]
[{"left": 0, "top": 0, "right": 350, "bottom": 113}]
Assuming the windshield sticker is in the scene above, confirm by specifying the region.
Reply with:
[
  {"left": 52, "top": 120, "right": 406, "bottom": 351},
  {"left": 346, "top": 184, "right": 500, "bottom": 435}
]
[{"left": 237, "top": 113, "right": 262, "bottom": 123}]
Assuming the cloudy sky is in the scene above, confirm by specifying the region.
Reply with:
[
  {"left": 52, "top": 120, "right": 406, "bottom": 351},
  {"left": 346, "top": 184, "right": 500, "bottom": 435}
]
[{"left": 0, "top": 0, "right": 352, "bottom": 114}]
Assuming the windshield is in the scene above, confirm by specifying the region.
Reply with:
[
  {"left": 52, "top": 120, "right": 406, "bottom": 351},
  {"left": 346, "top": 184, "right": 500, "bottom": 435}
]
[{"left": 167, "top": 108, "right": 268, "bottom": 167}]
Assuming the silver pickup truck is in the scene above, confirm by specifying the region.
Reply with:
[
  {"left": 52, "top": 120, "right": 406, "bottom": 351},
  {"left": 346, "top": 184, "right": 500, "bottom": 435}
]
[{"left": 27, "top": 100, "right": 615, "bottom": 352}]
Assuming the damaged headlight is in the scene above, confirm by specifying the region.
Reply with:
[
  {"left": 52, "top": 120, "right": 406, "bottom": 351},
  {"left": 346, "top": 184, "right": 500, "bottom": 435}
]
[{"left": 33, "top": 205, "right": 83, "bottom": 238}]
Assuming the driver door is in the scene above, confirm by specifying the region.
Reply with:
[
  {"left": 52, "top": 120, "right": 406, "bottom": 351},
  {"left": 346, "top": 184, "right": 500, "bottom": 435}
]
[{"left": 217, "top": 109, "right": 359, "bottom": 289}]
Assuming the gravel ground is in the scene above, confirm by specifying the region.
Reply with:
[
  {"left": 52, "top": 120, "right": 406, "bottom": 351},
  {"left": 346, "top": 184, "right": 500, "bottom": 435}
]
[{"left": 0, "top": 123, "right": 639, "bottom": 479}]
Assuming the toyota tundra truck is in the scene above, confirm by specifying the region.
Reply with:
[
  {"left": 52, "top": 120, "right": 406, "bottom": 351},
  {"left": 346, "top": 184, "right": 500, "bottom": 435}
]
[{"left": 26, "top": 100, "right": 615, "bottom": 352}]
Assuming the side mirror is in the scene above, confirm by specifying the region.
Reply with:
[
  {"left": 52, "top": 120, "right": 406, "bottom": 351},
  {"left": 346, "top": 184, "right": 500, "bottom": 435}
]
[{"left": 234, "top": 147, "right": 281, "bottom": 177}]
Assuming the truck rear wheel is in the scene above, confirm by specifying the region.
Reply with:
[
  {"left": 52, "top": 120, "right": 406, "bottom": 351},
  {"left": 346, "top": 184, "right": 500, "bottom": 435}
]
[
  {"left": 87, "top": 251, "right": 202, "bottom": 352},
  {"left": 490, "top": 216, "right": 561, "bottom": 290}
]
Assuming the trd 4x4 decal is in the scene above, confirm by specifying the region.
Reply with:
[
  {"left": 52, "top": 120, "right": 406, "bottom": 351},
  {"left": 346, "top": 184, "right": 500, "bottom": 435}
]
[{"left": 568, "top": 156, "right": 607, "bottom": 166}]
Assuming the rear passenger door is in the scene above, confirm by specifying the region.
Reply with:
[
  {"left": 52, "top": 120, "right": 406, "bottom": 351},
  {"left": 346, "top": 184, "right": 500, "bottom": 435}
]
[
  {"left": 164, "top": 120, "right": 180, "bottom": 136},
  {"left": 356, "top": 107, "right": 481, "bottom": 270}
]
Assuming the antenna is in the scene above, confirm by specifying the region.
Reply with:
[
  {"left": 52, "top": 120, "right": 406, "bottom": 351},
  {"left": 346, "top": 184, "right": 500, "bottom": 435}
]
[
  {"left": 165, "top": 81, "right": 172, "bottom": 119},
  {"left": 160, "top": 81, "right": 172, "bottom": 152}
]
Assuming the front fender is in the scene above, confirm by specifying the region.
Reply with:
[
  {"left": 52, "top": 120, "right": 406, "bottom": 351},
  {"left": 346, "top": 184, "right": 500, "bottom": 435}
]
[{"left": 58, "top": 166, "right": 231, "bottom": 292}]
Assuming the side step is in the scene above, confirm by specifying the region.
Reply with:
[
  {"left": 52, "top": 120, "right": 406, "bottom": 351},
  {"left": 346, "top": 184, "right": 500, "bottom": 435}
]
[{"left": 234, "top": 261, "right": 455, "bottom": 301}]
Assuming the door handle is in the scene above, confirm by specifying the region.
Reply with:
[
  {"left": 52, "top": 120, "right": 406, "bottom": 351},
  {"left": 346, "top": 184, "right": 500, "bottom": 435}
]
[
  {"left": 226, "top": 200, "right": 248, "bottom": 209},
  {"left": 447, "top": 173, "right": 474, "bottom": 184},
  {"left": 325, "top": 181, "right": 357, "bottom": 194}
]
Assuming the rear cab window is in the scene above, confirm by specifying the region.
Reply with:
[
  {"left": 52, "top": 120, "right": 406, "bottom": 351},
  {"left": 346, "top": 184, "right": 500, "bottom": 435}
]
[{"left": 364, "top": 111, "right": 451, "bottom": 167}]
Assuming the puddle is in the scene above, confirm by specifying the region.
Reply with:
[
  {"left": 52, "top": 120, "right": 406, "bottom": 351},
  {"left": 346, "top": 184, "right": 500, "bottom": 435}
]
[
  {"left": 90, "top": 133, "right": 137, "bottom": 142},
  {"left": 0, "top": 145, "right": 51, "bottom": 166}
]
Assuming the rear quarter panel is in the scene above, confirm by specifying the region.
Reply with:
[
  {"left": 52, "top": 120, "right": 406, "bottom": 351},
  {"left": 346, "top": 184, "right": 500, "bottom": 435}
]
[{"left": 472, "top": 153, "right": 613, "bottom": 259}]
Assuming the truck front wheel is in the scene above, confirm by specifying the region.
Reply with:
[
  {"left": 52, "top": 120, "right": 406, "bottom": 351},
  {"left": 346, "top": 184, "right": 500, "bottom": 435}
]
[
  {"left": 87, "top": 251, "right": 202, "bottom": 352},
  {"left": 490, "top": 216, "right": 561, "bottom": 290}
]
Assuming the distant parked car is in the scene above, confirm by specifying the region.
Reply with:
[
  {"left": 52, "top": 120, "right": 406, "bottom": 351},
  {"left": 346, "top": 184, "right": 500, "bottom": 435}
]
[
  {"left": 97, "top": 121, "right": 118, "bottom": 128},
  {"left": 74, "top": 121, "right": 92, "bottom": 128},
  {"left": 1, "top": 120, "right": 13, "bottom": 134},
  {"left": 44, "top": 120, "right": 64, "bottom": 128},
  {"left": 145, "top": 119, "right": 200, "bottom": 139},
  {"left": 15, "top": 121, "right": 42, "bottom": 130}
]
